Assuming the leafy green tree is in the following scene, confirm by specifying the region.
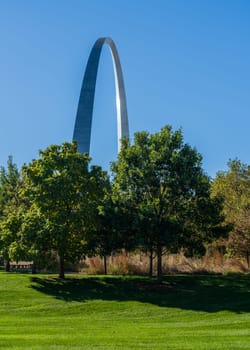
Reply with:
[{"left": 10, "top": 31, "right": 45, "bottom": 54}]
[
  {"left": 85, "top": 189, "right": 138, "bottom": 274},
  {"left": 17, "top": 205, "right": 53, "bottom": 273},
  {"left": 0, "top": 156, "right": 22, "bottom": 271},
  {"left": 0, "top": 210, "right": 23, "bottom": 269},
  {"left": 84, "top": 195, "right": 115, "bottom": 275},
  {"left": 0, "top": 156, "right": 21, "bottom": 212},
  {"left": 112, "top": 126, "right": 226, "bottom": 280},
  {"left": 0, "top": 157, "right": 49, "bottom": 273},
  {"left": 23, "top": 142, "right": 109, "bottom": 278},
  {"left": 212, "top": 159, "right": 250, "bottom": 267}
]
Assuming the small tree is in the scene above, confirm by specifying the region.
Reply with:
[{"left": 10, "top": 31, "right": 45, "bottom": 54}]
[
  {"left": 0, "top": 156, "right": 22, "bottom": 271},
  {"left": 212, "top": 159, "right": 250, "bottom": 267}
]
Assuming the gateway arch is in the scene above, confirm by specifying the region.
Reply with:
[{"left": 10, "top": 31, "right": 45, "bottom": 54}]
[{"left": 73, "top": 37, "right": 129, "bottom": 154}]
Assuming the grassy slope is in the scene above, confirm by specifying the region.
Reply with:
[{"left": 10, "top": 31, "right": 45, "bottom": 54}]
[{"left": 0, "top": 272, "right": 249, "bottom": 349}]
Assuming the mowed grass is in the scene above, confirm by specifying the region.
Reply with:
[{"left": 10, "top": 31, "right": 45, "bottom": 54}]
[{"left": 0, "top": 272, "right": 249, "bottom": 349}]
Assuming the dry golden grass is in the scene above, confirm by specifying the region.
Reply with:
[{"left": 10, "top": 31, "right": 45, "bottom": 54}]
[{"left": 83, "top": 251, "right": 249, "bottom": 275}]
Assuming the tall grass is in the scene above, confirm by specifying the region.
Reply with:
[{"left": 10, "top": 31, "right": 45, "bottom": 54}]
[{"left": 85, "top": 251, "right": 249, "bottom": 275}]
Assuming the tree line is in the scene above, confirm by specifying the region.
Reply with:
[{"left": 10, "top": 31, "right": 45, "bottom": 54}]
[{"left": 0, "top": 126, "right": 249, "bottom": 279}]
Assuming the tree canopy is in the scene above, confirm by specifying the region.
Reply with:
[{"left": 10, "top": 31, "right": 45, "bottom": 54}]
[
  {"left": 212, "top": 159, "right": 250, "bottom": 267},
  {"left": 0, "top": 127, "right": 235, "bottom": 278},
  {"left": 111, "top": 126, "right": 227, "bottom": 279},
  {"left": 22, "top": 142, "right": 109, "bottom": 278},
  {"left": 0, "top": 156, "right": 22, "bottom": 271}
]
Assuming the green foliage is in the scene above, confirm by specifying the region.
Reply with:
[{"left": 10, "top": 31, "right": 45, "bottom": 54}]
[
  {"left": 18, "top": 205, "right": 55, "bottom": 270},
  {"left": 0, "top": 156, "right": 21, "bottom": 214},
  {"left": 23, "top": 142, "right": 109, "bottom": 278},
  {"left": 212, "top": 159, "right": 250, "bottom": 266},
  {"left": 0, "top": 156, "right": 23, "bottom": 269},
  {"left": 0, "top": 129, "right": 233, "bottom": 278},
  {"left": 112, "top": 126, "right": 226, "bottom": 279}
]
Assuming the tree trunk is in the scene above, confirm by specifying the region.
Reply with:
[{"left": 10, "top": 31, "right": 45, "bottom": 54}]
[
  {"left": 5, "top": 259, "right": 10, "bottom": 272},
  {"left": 31, "top": 261, "right": 36, "bottom": 274},
  {"left": 103, "top": 255, "right": 107, "bottom": 275},
  {"left": 157, "top": 245, "right": 162, "bottom": 283},
  {"left": 59, "top": 254, "right": 65, "bottom": 279},
  {"left": 149, "top": 248, "right": 153, "bottom": 277},
  {"left": 246, "top": 251, "right": 250, "bottom": 270}
]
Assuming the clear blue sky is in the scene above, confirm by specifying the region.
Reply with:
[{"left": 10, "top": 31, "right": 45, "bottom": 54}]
[{"left": 0, "top": 0, "right": 249, "bottom": 177}]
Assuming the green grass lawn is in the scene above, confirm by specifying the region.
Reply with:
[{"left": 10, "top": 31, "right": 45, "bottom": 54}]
[{"left": 0, "top": 272, "right": 249, "bottom": 349}]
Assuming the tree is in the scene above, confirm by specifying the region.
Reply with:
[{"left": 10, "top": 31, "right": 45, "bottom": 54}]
[
  {"left": 23, "top": 142, "right": 109, "bottom": 278},
  {"left": 112, "top": 126, "right": 226, "bottom": 280},
  {"left": 84, "top": 179, "right": 138, "bottom": 274},
  {"left": 84, "top": 195, "right": 115, "bottom": 275},
  {"left": 0, "top": 156, "right": 20, "bottom": 212},
  {"left": 0, "top": 156, "right": 22, "bottom": 271},
  {"left": 211, "top": 159, "right": 250, "bottom": 267},
  {"left": 17, "top": 204, "right": 53, "bottom": 273}
]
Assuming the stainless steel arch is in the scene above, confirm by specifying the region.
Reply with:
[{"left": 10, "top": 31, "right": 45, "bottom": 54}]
[{"left": 73, "top": 37, "right": 129, "bottom": 154}]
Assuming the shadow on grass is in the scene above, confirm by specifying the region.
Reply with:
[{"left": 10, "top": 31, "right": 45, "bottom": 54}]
[{"left": 31, "top": 274, "right": 250, "bottom": 313}]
